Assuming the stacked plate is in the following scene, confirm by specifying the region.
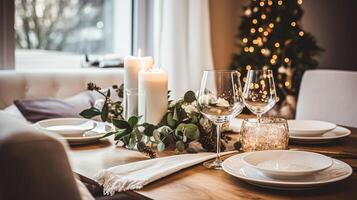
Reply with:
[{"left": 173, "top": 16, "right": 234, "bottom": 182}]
[
  {"left": 33, "top": 118, "right": 112, "bottom": 145},
  {"left": 222, "top": 150, "right": 352, "bottom": 190},
  {"left": 229, "top": 119, "right": 351, "bottom": 144},
  {"left": 288, "top": 120, "right": 351, "bottom": 144}
]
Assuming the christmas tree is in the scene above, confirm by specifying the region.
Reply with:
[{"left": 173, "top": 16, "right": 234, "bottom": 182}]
[{"left": 231, "top": 0, "right": 323, "bottom": 118}]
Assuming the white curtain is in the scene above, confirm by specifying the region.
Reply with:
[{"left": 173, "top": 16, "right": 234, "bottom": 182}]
[{"left": 152, "top": 0, "right": 214, "bottom": 99}]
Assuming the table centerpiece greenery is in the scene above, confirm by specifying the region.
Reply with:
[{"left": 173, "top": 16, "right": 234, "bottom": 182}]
[{"left": 80, "top": 83, "right": 240, "bottom": 158}]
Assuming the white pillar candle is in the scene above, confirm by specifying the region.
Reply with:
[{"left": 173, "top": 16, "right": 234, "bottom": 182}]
[
  {"left": 124, "top": 56, "right": 153, "bottom": 91},
  {"left": 138, "top": 69, "right": 168, "bottom": 125}
]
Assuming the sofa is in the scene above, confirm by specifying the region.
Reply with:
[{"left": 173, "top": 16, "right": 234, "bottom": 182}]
[{"left": 0, "top": 69, "right": 139, "bottom": 200}]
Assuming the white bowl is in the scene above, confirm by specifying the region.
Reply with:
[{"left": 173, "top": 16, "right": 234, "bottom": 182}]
[
  {"left": 242, "top": 150, "right": 333, "bottom": 179},
  {"left": 288, "top": 120, "right": 336, "bottom": 136},
  {"left": 37, "top": 118, "right": 96, "bottom": 137}
]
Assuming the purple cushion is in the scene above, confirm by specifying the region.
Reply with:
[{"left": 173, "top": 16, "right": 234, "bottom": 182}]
[{"left": 14, "top": 91, "right": 102, "bottom": 123}]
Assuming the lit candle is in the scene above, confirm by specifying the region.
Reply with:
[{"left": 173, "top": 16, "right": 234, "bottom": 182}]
[
  {"left": 123, "top": 49, "right": 153, "bottom": 119},
  {"left": 138, "top": 68, "right": 168, "bottom": 124},
  {"left": 124, "top": 49, "right": 154, "bottom": 91}
]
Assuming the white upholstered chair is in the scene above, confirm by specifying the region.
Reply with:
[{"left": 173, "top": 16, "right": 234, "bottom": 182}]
[{"left": 296, "top": 70, "right": 357, "bottom": 128}]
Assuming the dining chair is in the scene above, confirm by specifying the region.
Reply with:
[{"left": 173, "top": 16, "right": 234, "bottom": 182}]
[
  {"left": 296, "top": 69, "right": 357, "bottom": 128},
  {"left": 0, "top": 111, "right": 85, "bottom": 200}
]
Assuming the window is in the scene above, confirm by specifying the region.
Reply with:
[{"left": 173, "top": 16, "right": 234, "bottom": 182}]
[{"left": 14, "top": 0, "right": 132, "bottom": 69}]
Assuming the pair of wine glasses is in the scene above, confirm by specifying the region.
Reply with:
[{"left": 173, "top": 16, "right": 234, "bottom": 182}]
[{"left": 197, "top": 69, "right": 277, "bottom": 169}]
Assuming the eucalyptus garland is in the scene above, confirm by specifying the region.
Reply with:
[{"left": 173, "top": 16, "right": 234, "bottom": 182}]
[{"left": 80, "top": 83, "right": 237, "bottom": 158}]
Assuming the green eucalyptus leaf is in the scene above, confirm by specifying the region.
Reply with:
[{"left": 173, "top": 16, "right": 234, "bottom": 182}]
[
  {"left": 121, "top": 134, "right": 130, "bottom": 145},
  {"left": 118, "top": 84, "right": 124, "bottom": 98},
  {"left": 143, "top": 123, "right": 155, "bottom": 137},
  {"left": 173, "top": 107, "right": 179, "bottom": 121},
  {"left": 112, "top": 119, "right": 130, "bottom": 129},
  {"left": 167, "top": 112, "right": 176, "bottom": 127},
  {"left": 101, "top": 103, "right": 109, "bottom": 121},
  {"left": 157, "top": 142, "right": 165, "bottom": 152},
  {"left": 191, "top": 114, "right": 199, "bottom": 124},
  {"left": 80, "top": 107, "right": 101, "bottom": 119},
  {"left": 176, "top": 141, "right": 185, "bottom": 152},
  {"left": 128, "top": 116, "right": 139, "bottom": 128},
  {"left": 184, "top": 91, "right": 196, "bottom": 103},
  {"left": 174, "top": 129, "right": 184, "bottom": 140},
  {"left": 101, "top": 131, "right": 116, "bottom": 138},
  {"left": 153, "top": 130, "right": 161, "bottom": 142},
  {"left": 184, "top": 124, "right": 200, "bottom": 140},
  {"left": 114, "top": 129, "right": 131, "bottom": 140},
  {"left": 158, "top": 126, "right": 172, "bottom": 137}
]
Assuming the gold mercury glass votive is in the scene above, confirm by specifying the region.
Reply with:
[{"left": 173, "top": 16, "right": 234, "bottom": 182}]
[{"left": 241, "top": 117, "right": 289, "bottom": 152}]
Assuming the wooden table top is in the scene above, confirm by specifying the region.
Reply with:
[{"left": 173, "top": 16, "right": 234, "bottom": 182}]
[{"left": 68, "top": 126, "right": 357, "bottom": 200}]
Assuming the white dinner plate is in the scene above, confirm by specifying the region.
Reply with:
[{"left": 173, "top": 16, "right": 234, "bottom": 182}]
[
  {"left": 242, "top": 150, "right": 333, "bottom": 179},
  {"left": 37, "top": 118, "right": 97, "bottom": 137},
  {"left": 222, "top": 152, "right": 352, "bottom": 190},
  {"left": 289, "top": 126, "right": 351, "bottom": 144},
  {"left": 288, "top": 120, "right": 336, "bottom": 137},
  {"left": 34, "top": 118, "right": 112, "bottom": 144}
]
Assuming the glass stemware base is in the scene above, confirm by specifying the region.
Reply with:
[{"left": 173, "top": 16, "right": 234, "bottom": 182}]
[{"left": 203, "top": 158, "right": 223, "bottom": 169}]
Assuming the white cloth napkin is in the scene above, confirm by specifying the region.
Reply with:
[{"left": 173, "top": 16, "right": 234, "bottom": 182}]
[{"left": 94, "top": 151, "right": 236, "bottom": 195}]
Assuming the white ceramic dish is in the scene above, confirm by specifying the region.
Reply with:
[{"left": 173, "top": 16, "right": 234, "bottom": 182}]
[
  {"left": 288, "top": 120, "right": 336, "bottom": 137},
  {"left": 37, "top": 118, "right": 97, "bottom": 137},
  {"left": 34, "top": 118, "right": 112, "bottom": 144},
  {"left": 289, "top": 126, "right": 351, "bottom": 144},
  {"left": 242, "top": 150, "right": 333, "bottom": 179},
  {"left": 222, "top": 152, "right": 352, "bottom": 190}
]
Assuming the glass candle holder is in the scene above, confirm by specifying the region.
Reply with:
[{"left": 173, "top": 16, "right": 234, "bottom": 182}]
[
  {"left": 241, "top": 117, "right": 289, "bottom": 152},
  {"left": 124, "top": 89, "right": 139, "bottom": 120}
]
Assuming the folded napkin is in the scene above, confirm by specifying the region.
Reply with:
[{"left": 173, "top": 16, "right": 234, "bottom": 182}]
[{"left": 94, "top": 151, "right": 236, "bottom": 195}]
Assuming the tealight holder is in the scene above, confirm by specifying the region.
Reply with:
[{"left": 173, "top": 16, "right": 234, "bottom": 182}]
[{"left": 241, "top": 117, "right": 289, "bottom": 152}]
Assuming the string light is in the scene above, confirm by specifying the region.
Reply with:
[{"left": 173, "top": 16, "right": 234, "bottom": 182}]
[
  {"left": 263, "top": 31, "right": 269, "bottom": 36},
  {"left": 278, "top": 0, "right": 283, "bottom": 6},
  {"left": 270, "top": 58, "right": 276, "bottom": 64},
  {"left": 285, "top": 81, "right": 290, "bottom": 87},
  {"left": 253, "top": 39, "right": 258, "bottom": 44},
  {"left": 259, "top": 1, "right": 265, "bottom": 6},
  {"left": 299, "top": 31, "right": 304, "bottom": 36},
  {"left": 245, "top": 8, "right": 252, "bottom": 16},
  {"left": 249, "top": 46, "right": 255, "bottom": 52},
  {"left": 252, "top": 19, "right": 258, "bottom": 24},
  {"left": 258, "top": 27, "right": 263, "bottom": 32},
  {"left": 244, "top": 47, "right": 249, "bottom": 52},
  {"left": 272, "top": 55, "right": 278, "bottom": 59},
  {"left": 284, "top": 58, "right": 290, "bottom": 63},
  {"left": 278, "top": 66, "right": 286, "bottom": 73},
  {"left": 246, "top": 65, "right": 252, "bottom": 70},
  {"left": 242, "top": 38, "right": 248, "bottom": 43},
  {"left": 269, "top": 23, "right": 274, "bottom": 28},
  {"left": 268, "top": 0, "right": 273, "bottom": 6},
  {"left": 291, "top": 22, "right": 297, "bottom": 27},
  {"left": 275, "top": 42, "right": 280, "bottom": 48},
  {"left": 297, "top": 0, "right": 303, "bottom": 5},
  {"left": 250, "top": 28, "right": 256, "bottom": 33},
  {"left": 261, "top": 14, "right": 267, "bottom": 20}
]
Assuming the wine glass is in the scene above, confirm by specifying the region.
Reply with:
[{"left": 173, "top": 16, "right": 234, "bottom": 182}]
[
  {"left": 197, "top": 70, "right": 244, "bottom": 169},
  {"left": 243, "top": 69, "right": 277, "bottom": 121}
]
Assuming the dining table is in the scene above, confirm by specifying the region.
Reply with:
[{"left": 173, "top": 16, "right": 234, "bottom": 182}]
[{"left": 68, "top": 124, "right": 357, "bottom": 200}]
